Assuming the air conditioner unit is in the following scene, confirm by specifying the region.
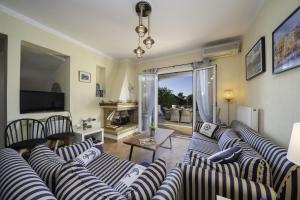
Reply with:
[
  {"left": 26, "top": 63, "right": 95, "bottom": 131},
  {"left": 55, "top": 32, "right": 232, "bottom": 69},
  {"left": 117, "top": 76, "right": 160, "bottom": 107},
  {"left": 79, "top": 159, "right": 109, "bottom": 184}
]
[{"left": 202, "top": 41, "right": 240, "bottom": 59}]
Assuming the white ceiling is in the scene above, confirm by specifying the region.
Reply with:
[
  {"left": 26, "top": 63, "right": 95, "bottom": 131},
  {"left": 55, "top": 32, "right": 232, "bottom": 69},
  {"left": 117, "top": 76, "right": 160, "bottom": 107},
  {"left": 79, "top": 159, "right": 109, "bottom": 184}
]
[{"left": 0, "top": 0, "right": 265, "bottom": 61}]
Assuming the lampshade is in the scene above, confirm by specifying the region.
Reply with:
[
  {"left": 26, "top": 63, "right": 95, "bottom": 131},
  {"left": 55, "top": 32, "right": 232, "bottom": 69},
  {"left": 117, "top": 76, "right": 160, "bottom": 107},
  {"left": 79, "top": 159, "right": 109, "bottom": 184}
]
[
  {"left": 224, "top": 89, "right": 234, "bottom": 101},
  {"left": 287, "top": 123, "right": 300, "bottom": 166}
]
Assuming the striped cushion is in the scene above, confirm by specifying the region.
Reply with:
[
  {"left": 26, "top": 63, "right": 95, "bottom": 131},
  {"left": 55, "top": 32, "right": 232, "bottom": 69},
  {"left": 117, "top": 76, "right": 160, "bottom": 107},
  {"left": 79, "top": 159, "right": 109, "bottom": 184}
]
[
  {"left": 113, "top": 164, "right": 146, "bottom": 194},
  {"left": 28, "top": 145, "right": 65, "bottom": 193},
  {"left": 235, "top": 141, "right": 272, "bottom": 186},
  {"left": 55, "top": 138, "right": 94, "bottom": 161},
  {"left": 232, "top": 120, "right": 300, "bottom": 199},
  {"left": 152, "top": 167, "right": 183, "bottom": 200},
  {"left": 0, "top": 148, "right": 57, "bottom": 200},
  {"left": 55, "top": 161, "right": 126, "bottom": 200},
  {"left": 87, "top": 153, "right": 135, "bottom": 187},
  {"left": 218, "top": 129, "right": 241, "bottom": 150},
  {"left": 86, "top": 153, "right": 120, "bottom": 179},
  {"left": 179, "top": 163, "right": 277, "bottom": 200},
  {"left": 208, "top": 146, "right": 242, "bottom": 164},
  {"left": 126, "top": 159, "right": 167, "bottom": 200},
  {"left": 214, "top": 127, "right": 227, "bottom": 141},
  {"left": 73, "top": 146, "right": 102, "bottom": 167},
  {"left": 188, "top": 133, "right": 220, "bottom": 156},
  {"left": 189, "top": 152, "right": 240, "bottom": 177},
  {"left": 194, "top": 121, "right": 203, "bottom": 132}
]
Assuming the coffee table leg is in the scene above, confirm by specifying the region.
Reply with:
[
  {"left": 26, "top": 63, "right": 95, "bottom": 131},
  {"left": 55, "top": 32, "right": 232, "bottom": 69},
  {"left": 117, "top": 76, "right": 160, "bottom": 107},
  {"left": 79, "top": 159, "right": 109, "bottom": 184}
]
[
  {"left": 169, "top": 136, "right": 172, "bottom": 149},
  {"left": 152, "top": 151, "right": 156, "bottom": 162},
  {"left": 129, "top": 145, "right": 134, "bottom": 161}
]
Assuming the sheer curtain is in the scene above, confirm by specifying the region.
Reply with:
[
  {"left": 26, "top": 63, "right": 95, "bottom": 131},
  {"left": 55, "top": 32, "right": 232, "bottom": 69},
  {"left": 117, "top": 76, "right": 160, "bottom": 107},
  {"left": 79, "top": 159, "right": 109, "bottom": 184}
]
[
  {"left": 139, "top": 69, "right": 158, "bottom": 132},
  {"left": 193, "top": 62, "right": 216, "bottom": 123}
]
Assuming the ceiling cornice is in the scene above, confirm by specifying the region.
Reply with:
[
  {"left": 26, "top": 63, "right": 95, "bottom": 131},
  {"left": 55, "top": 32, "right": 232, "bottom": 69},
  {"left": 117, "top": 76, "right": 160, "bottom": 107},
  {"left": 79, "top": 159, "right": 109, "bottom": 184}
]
[{"left": 0, "top": 4, "right": 116, "bottom": 61}]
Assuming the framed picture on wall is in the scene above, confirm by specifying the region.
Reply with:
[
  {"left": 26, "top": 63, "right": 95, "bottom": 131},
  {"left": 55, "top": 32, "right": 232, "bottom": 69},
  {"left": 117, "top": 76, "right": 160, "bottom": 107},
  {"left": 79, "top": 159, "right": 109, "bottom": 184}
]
[
  {"left": 79, "top": 71, "right": 91, "bottom": 83},
  {"left": 246, "top": 37, "right": 266, "bottom": 80},
  {"left": 272, "top": 6, "right": 300, "bottom": 74}
]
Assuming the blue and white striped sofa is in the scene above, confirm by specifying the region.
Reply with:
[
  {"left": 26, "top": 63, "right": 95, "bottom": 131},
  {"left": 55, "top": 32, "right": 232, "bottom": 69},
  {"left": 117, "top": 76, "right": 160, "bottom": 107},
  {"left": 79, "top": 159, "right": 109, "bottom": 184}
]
[
  {"left": 0, "top": 145, "right": 182, "bottom": 200},
  {"left": 180, "top": 120, "right": 300, "bottom": 200}
]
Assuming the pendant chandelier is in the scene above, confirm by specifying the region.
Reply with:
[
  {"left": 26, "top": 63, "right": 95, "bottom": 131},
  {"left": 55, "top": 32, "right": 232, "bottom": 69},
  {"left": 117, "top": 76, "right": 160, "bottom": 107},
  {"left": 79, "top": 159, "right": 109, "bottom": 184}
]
[{"left": 133, "top": 1, "right": 155, "bottom": 58}]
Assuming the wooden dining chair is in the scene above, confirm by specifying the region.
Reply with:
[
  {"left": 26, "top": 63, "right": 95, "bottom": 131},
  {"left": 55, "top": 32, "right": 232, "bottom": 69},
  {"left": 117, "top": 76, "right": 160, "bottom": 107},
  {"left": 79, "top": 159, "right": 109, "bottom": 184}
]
[
  {"left": 45, "top": 115, "right": 74, "bottom": 150},
  {"left": 5, "top": 119, "right": 47, "bottom": 155}
]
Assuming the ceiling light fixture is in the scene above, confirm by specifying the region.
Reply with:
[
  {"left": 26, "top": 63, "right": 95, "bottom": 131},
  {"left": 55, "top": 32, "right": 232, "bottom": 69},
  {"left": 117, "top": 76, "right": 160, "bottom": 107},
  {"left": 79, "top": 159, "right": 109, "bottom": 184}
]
[{"left": 133, "top": 1, "right": 155, "bottom": 58}]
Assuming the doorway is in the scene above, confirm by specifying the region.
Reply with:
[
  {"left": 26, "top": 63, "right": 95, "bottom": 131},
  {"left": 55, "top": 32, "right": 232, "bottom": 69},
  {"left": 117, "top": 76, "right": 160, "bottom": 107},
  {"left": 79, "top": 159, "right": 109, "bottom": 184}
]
[
  {"left": 138, "top": 63, "right": 217, "bottom": 136},
  {"left": 158, "top": 71, "right": 193, "bottom": 136},
  {"left": 0, "top": 33, "right": 7, "bottom": 148}
]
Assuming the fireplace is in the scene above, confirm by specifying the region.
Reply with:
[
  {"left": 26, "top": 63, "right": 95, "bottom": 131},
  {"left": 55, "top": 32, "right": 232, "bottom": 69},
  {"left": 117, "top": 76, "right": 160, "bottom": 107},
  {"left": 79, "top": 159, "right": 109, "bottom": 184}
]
[{"left": 100, "top": 102, "right": 138, "bottom": 140}]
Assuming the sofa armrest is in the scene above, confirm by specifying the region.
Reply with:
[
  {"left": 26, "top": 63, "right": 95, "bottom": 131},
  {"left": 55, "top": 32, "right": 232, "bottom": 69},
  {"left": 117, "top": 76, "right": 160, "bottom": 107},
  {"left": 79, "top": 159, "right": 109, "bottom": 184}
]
[
  {"left": 152, "top": 167, "right": 183, "bottom": 200},
  {"left": 178, "top": 163, "right": 277, "bottom": 200},
  {"left": 0, "top": 148, "right": 57, "bottom": 200}
]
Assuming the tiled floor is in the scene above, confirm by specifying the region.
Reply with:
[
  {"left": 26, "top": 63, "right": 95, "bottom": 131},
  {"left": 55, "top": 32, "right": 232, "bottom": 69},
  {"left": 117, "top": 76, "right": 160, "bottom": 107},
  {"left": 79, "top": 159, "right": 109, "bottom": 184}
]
[{"left": 103, "top": 134, "right": 190, "bottom": 171}]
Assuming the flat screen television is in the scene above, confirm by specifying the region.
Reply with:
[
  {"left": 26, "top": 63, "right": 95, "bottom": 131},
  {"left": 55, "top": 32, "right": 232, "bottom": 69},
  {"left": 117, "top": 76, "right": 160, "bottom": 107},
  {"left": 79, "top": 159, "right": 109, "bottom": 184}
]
[{"left": 20, "top": 90, "right": 65, "bottom": 113}]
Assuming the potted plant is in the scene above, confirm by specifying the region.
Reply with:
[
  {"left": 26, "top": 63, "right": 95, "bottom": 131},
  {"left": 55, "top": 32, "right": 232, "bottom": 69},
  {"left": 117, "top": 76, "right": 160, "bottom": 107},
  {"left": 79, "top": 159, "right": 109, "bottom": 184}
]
[{"left": 149, "top": 124, "right": 156, "bottom": 137}]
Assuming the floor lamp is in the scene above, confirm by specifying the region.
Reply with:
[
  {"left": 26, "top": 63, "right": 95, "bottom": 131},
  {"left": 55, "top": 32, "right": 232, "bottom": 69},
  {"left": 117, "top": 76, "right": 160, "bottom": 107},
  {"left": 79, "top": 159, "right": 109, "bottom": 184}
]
[{"left": 224, "top": 89, "right": 233, "bottom": 126}]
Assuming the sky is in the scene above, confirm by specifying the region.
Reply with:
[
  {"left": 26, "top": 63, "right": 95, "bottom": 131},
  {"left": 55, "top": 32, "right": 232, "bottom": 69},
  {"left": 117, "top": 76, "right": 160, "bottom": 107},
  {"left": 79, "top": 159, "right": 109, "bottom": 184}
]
[{"left": 159, "top": 76, "right": 192, "bottom": 96}]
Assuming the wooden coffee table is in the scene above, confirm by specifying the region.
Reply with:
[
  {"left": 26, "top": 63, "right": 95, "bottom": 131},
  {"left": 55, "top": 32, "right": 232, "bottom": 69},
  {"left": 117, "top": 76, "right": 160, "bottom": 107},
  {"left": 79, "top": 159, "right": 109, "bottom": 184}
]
[{"left": 123, "top": 128, "right": 174, "bottom": 162}]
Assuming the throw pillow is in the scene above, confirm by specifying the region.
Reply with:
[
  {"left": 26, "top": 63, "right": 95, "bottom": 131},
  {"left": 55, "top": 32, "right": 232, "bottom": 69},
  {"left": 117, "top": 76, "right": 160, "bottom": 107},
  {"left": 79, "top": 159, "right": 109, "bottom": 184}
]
[
  {"left": 113, "top": 164, "right": 146, "bottom": 194},
  {"left": 218, "top": 129, "right": 241, "bottom": 150},
  {"left": 55, "top": 138, "right": 94, "bottom": 161},
  {"left": 208, "top": 146, "right": 242, "bottom": 164},
  {"left": 73, "top": 146, "right": 102, "bottom": 167},
  {"left": 55, "top": 161, "right": 126, "bottom": 200},
  {"left": 189, "top": 152, "right": 240, "bottom": 177},
  {"left": 125, "top": 158, "right": 167, "bottom": 200},
  {"left": 28, "top": 145, "right": 65, "bottom": 193},
  {"left": 199, "top": 122, "right": 218, "bottom": 138},
  {"left": 235, "top": 141, "right": 272, "bottom": 186},
  {"left": 194, "top": 121, "right": 204, "bottom": 132},
  {"left": 213, "top": 127, "right": 227, "bottom": 141}
]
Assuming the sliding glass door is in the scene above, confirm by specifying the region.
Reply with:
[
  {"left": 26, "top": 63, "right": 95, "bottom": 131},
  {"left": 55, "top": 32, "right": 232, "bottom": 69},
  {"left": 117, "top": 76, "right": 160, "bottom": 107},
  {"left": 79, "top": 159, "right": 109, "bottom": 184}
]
[
  {"left": 193, "top": 65, "right": 217, "bottom": 127},
  {"left": 138, "top": 73, "right": 158, "bottom": 132}
]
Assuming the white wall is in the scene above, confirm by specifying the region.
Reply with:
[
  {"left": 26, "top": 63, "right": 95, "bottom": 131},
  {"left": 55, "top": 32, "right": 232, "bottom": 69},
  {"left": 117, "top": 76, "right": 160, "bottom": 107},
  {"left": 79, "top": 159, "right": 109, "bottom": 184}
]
[
  {"left": 240, "top": 0, "right": 300, "bottom": 147},
  {"left": 0, "top": 10, "right": 121, "bottom": 128}
]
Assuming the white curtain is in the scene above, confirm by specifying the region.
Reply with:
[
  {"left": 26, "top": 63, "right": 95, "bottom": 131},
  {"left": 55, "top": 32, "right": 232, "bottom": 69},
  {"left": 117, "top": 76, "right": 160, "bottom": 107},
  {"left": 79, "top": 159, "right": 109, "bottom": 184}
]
[
  {"left": 193, "top": 62, "right": 215, "bottom": 123},
  {"left": 139, "top": 71, "right": 158, "bottom": 132}
]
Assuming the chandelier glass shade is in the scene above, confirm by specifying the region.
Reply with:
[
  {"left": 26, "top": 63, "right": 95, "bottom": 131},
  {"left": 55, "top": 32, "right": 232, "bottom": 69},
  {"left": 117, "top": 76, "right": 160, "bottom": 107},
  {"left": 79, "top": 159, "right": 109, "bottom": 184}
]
[
  {"left": 133, "top": 1, "right": 155, "bottom": 58},
  {"left": 135, "top": 25, "right": 147, "bottom": 37}
]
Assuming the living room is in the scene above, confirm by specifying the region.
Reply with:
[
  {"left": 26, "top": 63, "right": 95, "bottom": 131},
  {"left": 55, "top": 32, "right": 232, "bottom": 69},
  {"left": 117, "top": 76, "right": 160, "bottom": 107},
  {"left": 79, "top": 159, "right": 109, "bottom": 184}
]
[{"left": 0, "top": 0, "right": 300, "bottom": 200}]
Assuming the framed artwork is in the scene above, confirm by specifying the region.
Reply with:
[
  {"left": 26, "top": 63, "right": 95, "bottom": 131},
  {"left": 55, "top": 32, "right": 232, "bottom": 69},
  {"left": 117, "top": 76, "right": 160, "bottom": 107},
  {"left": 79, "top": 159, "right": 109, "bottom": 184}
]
[
  {"left": 246, "top": 37, "right": 266, "bottom": 80},
  {"left": 79, "top": 71, "right": 91, "bottom": 83},
  {"left": 273, "top": 6, "right": 300, "bottom": 74}
]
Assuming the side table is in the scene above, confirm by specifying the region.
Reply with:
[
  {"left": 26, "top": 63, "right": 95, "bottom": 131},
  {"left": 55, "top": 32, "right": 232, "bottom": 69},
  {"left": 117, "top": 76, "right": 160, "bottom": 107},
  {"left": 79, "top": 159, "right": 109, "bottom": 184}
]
[{"left": 73, "top": 127, "right": 104, "bottom": 145}]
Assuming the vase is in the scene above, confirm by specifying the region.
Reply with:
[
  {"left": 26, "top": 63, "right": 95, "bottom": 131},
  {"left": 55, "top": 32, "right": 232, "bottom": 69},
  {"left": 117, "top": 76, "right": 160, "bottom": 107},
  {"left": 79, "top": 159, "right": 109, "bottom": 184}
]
[{"left": 150, "top": 129, "right": 155, "bottom": 137}]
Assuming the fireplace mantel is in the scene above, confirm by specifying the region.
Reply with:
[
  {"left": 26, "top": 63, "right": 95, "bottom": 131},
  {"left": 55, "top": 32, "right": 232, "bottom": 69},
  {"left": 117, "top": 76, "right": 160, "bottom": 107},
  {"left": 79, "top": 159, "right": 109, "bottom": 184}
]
[
  {"left": 99, "top": 102, "right": 138, "bottom": 111},
  {"left": 100, "top": 102, "right": 138, "bottom": 140}
]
